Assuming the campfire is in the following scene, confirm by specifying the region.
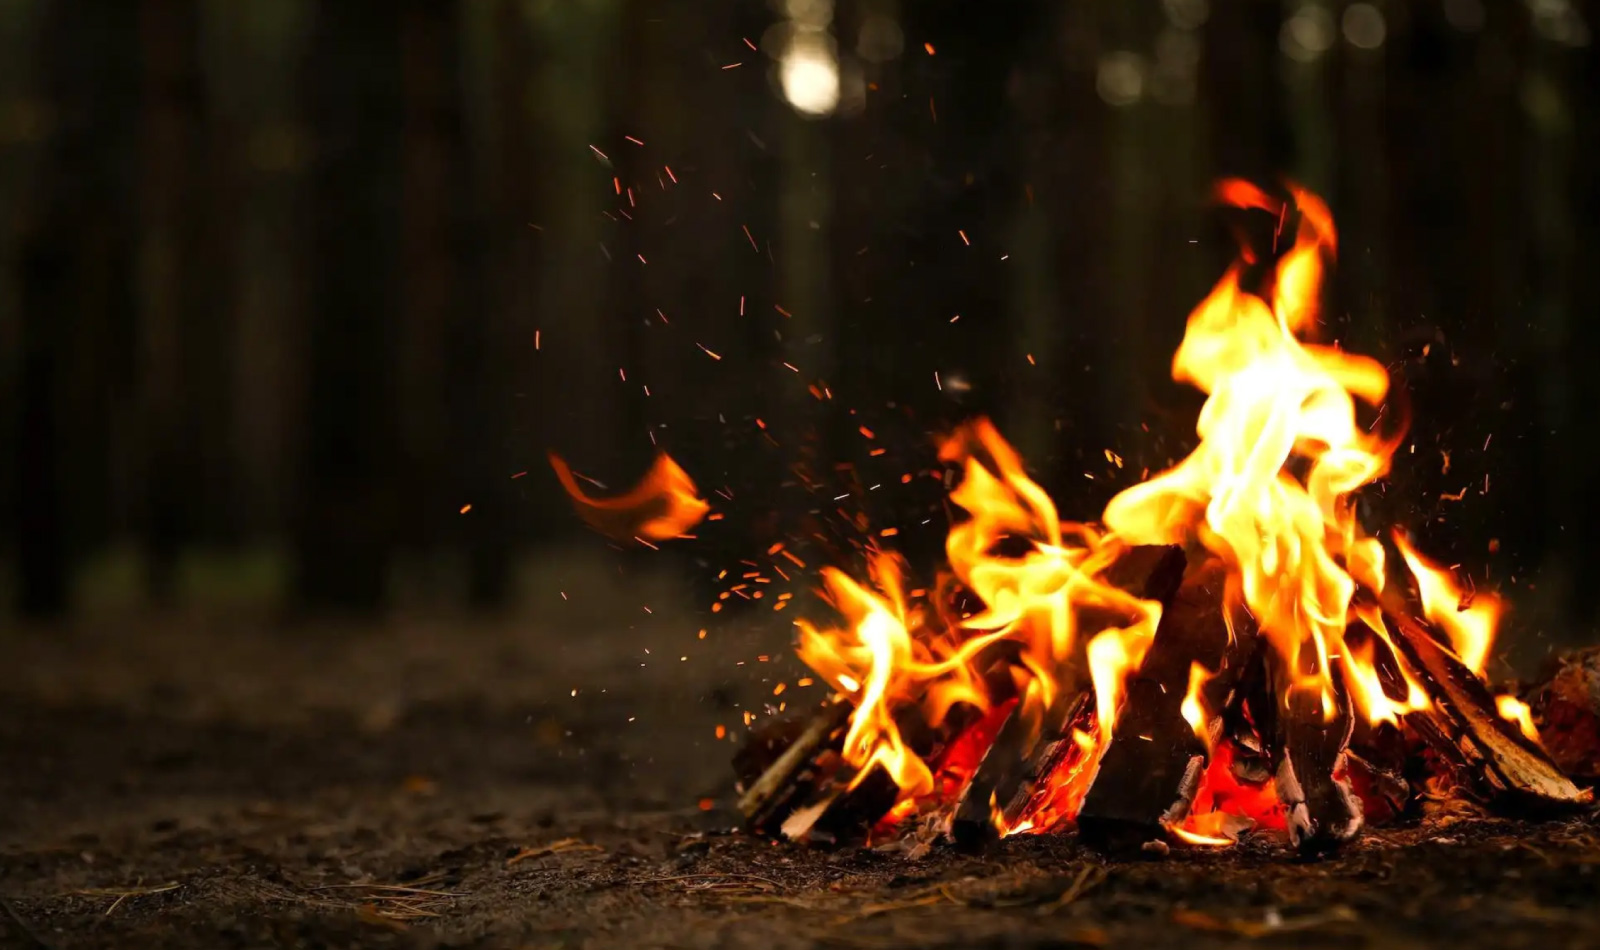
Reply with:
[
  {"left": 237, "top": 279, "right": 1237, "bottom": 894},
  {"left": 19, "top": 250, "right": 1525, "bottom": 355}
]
[{"left": 559, "top": 179, "right": 1592, "bottom": 857}]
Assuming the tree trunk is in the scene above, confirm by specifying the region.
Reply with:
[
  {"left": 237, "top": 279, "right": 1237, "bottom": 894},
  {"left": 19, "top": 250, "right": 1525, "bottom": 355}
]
[
  {"left": 293, "top": 0, "right": 406, "bottom": 613},
  {"left": 14, "top": 1, "right": 142, "bottom": 618}
]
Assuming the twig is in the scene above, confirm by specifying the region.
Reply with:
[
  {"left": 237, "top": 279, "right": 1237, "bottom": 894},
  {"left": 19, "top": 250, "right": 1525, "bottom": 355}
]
[{"left": 0, "top": 896, "right": 52, "bottom": 950}]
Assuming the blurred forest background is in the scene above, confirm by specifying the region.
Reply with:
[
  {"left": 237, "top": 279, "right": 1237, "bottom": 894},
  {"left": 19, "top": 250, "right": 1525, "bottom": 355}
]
[{"left": 0, "top": 0, "right": 1596, "bottom": 663}]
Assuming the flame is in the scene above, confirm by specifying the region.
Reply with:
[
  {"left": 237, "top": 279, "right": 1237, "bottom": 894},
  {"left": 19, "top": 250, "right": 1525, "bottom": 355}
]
[
  {"left": 795, "top": 420, "right": 1167, "bottom": 797},
  {"left": 776, "top": 179, "right": 1514, "bottom": 840},
  {"left": 1169, "top": 823, "right": 1235, "bottom": 848},
  {"left": 1102, "top": 180, "right": 1395, "bottom": 715},
  {"left": 1496, "top": 694, "right": 1540, "bottom": 744},
  {"left": 1341, "top": 605, "right": 1431, "bottom": 726},
  {"left": 548, "top": 451, "right": 710, "bottom": 542},
  {"left": 1394, "top": 531, "right": 1501, "bottom": 675}
]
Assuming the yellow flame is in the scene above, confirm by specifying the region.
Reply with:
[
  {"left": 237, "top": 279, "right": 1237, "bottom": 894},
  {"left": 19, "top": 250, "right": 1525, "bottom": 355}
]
[
  {"left": 1496, "top": 694, "right": 1540, "bottom": 744},
  {"left": 1394, "top": 531, "right": 1501, "bottom": 675},
  {"left": 1102, "top": 181, "right": 1396, "bottom": 715},
  {"left": 1180, "top": 662, "right": 1214, "bottom": 749},
  {"left": 1168, "top": 823, "right": 1235, "bottom": 848}
]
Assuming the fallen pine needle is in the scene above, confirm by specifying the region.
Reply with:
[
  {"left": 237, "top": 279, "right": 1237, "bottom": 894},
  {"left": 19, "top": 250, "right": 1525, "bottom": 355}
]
[
  {"left": 1037, "top": 865, "right": 1107, "bottom": 914},
  {"left": 506, "top": 839, "right": 604, "bottom": 866},
  {"left": 70, "top": 882, "right": 180, "bottom": 918},
  {"left": 632, "top": 872, "right": 785, "bottom": 889}
]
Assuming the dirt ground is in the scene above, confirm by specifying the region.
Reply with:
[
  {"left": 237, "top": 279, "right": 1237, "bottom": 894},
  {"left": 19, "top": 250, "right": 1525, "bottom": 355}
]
[{"left": 4, "top": 562, "right": 1600, "bottom": 950}]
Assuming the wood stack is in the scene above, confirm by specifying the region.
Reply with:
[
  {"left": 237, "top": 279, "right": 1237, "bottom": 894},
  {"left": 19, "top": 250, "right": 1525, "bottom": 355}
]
[{"left": 733, "top": 554, "right": 1593, "bottom": 857}]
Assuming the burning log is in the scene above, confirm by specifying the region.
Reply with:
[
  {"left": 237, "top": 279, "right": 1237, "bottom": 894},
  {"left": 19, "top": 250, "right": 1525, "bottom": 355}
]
[
  {"left": 1076, "top": 554, "right": 1236, "bottom": 853},
  {"left": 1261, "top": 658, "right": 1363, "bottom": 853},
  {"left": 949, "top": 689, "right": 1086, "bottom": 850},
  {"left": 741, "top": 652, "right": 1018, "bottom": 844},
  {"left": 1386, "top": 609, "right": 1592, "bottom": 813},
  {"left": 953, "top": 545, "right": 1190, "bottom": 851},
  {"left": 736, "top": 698, "right": 852, "bottom": 834},
  {"left": 779, "top": 698, "right": 991, "bottom": 846}
]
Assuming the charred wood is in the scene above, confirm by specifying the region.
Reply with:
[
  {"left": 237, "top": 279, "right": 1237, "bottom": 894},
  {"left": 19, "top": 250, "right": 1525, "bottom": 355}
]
[{"left": 950, "top": 545, "right": 1189, "bottom": 851}]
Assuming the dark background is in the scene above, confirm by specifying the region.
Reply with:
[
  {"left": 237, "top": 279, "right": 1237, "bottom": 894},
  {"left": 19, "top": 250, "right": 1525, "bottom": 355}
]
[{"left": 2, "top": 0, "right": 1596, "bottom": 672}]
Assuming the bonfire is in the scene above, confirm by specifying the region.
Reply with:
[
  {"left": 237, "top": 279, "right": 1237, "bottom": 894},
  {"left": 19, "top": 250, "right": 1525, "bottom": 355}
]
[{"left": 558, "top": 180, "right": 1590, "bottom": 857}]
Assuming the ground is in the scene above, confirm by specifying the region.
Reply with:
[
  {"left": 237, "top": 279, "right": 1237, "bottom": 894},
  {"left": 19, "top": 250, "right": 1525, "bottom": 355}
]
[{"left": 4, "top": 559, "right": 1600, "bottom": 950}]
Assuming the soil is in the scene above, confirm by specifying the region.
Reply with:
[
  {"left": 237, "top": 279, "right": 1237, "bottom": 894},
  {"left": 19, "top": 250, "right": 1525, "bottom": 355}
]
[{"left": 5, "top": 570, "right": 1600, "bottom": 950}]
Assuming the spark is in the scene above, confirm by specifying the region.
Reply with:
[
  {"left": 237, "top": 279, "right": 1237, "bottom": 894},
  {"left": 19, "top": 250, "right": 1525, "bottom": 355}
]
[
  {"left": 625, "top": 135, "right": 644, "bottom": 146},
  {"left": 697, "top": 343, "right": 722, "bottom": 360},
  {"left": 459, "top": 504, "right": 472, "bottom": 514}
]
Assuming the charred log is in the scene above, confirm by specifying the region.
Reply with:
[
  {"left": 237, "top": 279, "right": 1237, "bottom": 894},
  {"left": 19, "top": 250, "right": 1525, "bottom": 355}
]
[
  {"left": 780, "top": 698, "right": 993, "bottom": 845},
  {"left": 1387, "top": 610, "right": 1592, "bottom": 813}
]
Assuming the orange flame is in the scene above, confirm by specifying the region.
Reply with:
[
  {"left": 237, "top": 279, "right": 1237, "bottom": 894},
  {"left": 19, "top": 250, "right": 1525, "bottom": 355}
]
[{"left": 549, "top": 451, "right": 710, "bottom": 542}]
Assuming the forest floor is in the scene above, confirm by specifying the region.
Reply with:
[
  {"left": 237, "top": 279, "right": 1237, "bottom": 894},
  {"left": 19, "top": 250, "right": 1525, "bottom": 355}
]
[{"left": 4, "top": 562, "right": 1600, "bottom": 950}]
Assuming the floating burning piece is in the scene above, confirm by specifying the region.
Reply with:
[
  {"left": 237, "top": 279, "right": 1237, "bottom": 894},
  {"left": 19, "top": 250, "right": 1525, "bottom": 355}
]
[{"left": 730, "top": 179, "right": 1591, "bottom": 856}]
